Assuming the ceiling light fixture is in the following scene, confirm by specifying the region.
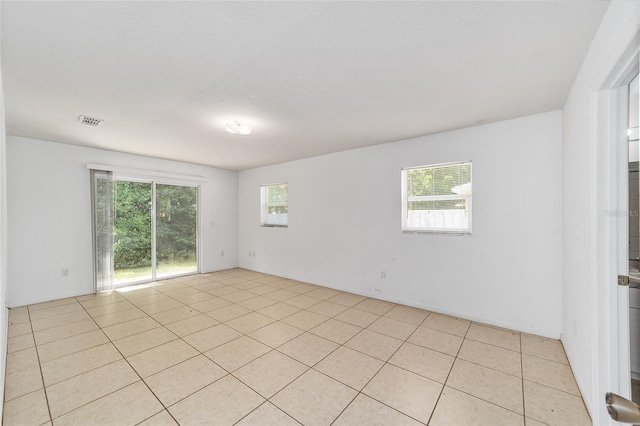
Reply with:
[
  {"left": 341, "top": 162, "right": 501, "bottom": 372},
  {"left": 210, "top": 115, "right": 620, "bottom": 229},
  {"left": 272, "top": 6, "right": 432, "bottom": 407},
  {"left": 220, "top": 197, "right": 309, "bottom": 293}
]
[{"left": 224, "top": 120, "right": 252, "bottom": 135}]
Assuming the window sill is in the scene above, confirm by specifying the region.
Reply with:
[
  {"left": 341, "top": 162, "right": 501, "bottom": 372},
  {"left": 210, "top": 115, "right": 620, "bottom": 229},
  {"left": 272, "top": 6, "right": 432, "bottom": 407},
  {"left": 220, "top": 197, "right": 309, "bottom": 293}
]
[
  {"left": 261, "top": 224, "right": 288, "bottom": 228},
  {"left": 402, "top": 229, "right": 471, "bottom": 236}
]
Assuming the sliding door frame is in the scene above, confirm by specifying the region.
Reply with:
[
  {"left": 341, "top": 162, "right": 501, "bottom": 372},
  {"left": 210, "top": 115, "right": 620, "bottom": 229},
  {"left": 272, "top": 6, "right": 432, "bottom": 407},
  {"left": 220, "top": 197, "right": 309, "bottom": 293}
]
[
  {"left": 111, "top": 175, "right": 201, "bottom": 287},
  {"left": 153, "top": 181, "right": 201, "bottom": 281}
]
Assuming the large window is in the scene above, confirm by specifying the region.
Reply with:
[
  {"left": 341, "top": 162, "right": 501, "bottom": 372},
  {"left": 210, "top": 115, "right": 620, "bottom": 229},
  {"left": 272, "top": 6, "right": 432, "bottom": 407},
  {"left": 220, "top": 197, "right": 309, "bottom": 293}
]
[
  {"left": 401, "top": 161, "right": 472, "bottom": 233},
  {"left": 261, "top": 183, "right": 288, "bottom": 227}
]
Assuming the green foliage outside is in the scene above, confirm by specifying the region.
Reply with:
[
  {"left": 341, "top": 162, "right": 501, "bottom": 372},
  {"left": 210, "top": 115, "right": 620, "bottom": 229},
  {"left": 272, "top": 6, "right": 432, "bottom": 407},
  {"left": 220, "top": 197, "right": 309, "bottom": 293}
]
[
  {"left": 407, "top": 163, "right": 471, "bottom": 210},
  {"left": 114, "top": 181, "right": 152, "bottom": 270},
  {"left": 113, "top": 182, "right": 197, "bottom": 274},
  {"left": 266, "top": 184, "right": 288, "bottom": 214},
  {"left": 156, "top": 184, "right": 197, "bottom": 271}
]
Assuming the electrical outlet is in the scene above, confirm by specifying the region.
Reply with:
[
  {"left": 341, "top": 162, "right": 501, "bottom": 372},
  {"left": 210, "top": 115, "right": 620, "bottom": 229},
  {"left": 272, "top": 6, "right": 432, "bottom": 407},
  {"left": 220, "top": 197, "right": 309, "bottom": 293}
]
[
  {"left": 380, "top": 270, "right": 386, "bottom": 279},
  {"left": 61, "top": 268, "right": 70, "bottom": 277},
  {"left": 220, "top": 250, "right": 224, "bottom": 257},
  {"left": 374, "top": 288, "right": 381, "bottom": 292}
]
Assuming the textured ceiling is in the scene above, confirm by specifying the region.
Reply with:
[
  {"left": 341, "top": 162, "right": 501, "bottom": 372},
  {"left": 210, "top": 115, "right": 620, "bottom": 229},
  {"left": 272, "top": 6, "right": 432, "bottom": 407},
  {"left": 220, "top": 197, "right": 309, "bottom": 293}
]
[{"left": 1, "top": 1, "right": 609, "bottom": 171}]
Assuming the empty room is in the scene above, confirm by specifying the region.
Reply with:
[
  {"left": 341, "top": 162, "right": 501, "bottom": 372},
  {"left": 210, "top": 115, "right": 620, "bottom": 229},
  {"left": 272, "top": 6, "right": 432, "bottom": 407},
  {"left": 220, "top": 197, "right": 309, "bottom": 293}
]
[{"left": 0, "top": 1, "right": 639, "bottom": 425}]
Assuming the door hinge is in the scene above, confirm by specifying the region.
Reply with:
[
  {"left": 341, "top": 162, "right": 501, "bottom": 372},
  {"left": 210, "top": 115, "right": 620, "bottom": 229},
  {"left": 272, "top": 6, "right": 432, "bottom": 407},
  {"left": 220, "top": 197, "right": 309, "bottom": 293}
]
[{"left": 618, "top": 275, "right": 630, "bottom": 286}]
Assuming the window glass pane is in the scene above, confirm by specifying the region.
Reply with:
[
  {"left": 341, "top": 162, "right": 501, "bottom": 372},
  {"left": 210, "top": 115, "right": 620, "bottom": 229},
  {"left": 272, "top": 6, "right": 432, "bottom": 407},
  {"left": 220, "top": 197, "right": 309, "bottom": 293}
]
[
  {"left": 406, "top": 206, "right": 469, "bottom": 229},
  {"left": 268, "top": 205, "right": 288, "bottom": 214},
  {"left": 262, "top": 183, "right": 288, "bottom": 226},
  {"left": 113, "top": 180, "right": 152, "bottom": 285},
  {"left": 409, "top": 200, "right": 466, "bottom": 210},
  {"left": 408, "top": 163, "right": 471, "bottom": 197},
  {"left": 403, "top": 162, "right": 471, "bottom": 232},
  {"left": 156, "top": 184, "right": 198, "bottom": 279},
  {"left": 407, "top": 168, "right": 432, "bottom": 197},
  {"left": 267, "top": 184, "right": 288, "bottom": 204}
]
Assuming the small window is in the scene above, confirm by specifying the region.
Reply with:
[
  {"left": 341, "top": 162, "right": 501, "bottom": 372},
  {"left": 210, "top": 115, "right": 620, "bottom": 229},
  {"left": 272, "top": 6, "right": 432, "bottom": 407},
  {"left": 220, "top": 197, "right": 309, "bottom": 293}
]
[
  {"left": 401, "top": 161, "right": 472, "bottom": 233},
  {"left": 261, "top": 183, "right": 288, "bottom": 227}
]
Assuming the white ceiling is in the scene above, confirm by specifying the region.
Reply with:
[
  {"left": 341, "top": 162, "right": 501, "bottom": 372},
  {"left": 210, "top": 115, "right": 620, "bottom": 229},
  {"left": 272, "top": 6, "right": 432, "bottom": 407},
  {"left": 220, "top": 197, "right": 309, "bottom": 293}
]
[{"left": 1, "top": 1, "right": 609, "bottom": 171}]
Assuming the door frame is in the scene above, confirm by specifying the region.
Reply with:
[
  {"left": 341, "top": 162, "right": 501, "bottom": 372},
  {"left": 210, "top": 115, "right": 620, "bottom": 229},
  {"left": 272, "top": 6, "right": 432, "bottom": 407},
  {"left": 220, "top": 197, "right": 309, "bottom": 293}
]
[{"left": 591, "top": 28, "right": 639, "bottom": 425}]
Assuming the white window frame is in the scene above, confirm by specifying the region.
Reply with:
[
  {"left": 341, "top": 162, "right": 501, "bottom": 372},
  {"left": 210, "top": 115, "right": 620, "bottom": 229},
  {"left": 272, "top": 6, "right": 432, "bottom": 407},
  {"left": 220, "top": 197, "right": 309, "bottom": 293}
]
[
  {"left": 260, "top": 183, "right": 288, "bottom": 227},
  {"left": 401, "top": 161, "right": 472, "bottom": 234}
]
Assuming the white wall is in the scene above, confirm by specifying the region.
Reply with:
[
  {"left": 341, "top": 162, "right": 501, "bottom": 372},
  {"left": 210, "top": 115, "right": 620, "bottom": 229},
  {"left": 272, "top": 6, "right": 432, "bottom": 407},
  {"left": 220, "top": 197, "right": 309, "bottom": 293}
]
[
  {"left": 562, "top": 1, "right": 640, "bottom": 421},
  {"left": 239, "top": 111, "right": 563, "bottom": 338},
  {"left": 7, "top": 136, "right": 239, "bottom": 307}
]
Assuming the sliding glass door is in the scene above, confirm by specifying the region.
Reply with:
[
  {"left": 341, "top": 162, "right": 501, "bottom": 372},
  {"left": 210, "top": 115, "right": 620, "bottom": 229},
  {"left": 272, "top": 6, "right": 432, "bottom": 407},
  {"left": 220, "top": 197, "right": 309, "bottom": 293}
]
[
  {"left": 156, "top": 184, "right": 198, "bottom": 278},
  {"left": 93, "top": 173, "right": 199, "bottom": 291},
  {"left": 114, "top": 180, "right": 153, "bottom": 284}
]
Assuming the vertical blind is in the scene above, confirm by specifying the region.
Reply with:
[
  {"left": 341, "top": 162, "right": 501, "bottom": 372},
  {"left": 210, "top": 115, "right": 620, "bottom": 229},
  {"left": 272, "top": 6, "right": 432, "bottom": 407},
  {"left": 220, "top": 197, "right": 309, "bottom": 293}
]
[{"left": 91, "top": 169, "right": 115, "bottom": 292}]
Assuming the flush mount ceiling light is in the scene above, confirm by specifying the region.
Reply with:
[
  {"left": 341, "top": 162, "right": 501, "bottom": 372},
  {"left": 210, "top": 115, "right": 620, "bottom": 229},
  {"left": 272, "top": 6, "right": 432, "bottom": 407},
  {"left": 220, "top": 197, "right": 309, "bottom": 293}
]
[{"left": 224, "top": 120, "right": 252, "bottom": 135}]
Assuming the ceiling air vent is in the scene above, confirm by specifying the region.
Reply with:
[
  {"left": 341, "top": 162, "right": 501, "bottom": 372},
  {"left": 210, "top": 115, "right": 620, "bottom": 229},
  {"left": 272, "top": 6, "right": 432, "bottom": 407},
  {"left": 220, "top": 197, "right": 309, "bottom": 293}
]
[{"left": 78, "top": 115, "right": 103, "bottom": 127}]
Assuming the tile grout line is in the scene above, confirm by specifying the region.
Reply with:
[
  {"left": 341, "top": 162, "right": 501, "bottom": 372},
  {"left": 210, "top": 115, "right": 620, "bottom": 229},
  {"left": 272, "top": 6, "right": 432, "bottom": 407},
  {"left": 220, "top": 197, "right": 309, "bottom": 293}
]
[
  {"left": 450, "top": 349, "right": 523, "bottom": 380},
  {"left": 521, "top": 332, "right": 529, "bottom": 424},
  {"left": 22, "top": 273, "right": 310, "bottom": 424},
  {"left": 434, "top": 327, "right": 543, "bottom": 421},
  {"left": 385, "top": 316, "right": 529, "bottom": 419},
  {"left": 187, "top": 270, "right": 581, "bottom": 423},
  {"left": 149, "top": 275, "right": 325, "bottom": 333},
  {"left": 231, "top": 400, "right": 302, "bottom": 426},
  {"left": 228, "top": 301, "right": 399, "bottom": 424},
  {"left": 58, "top": 296, "right": 174, "bottom": 424},
  {"left": 28, "top": 309, "right": 92, "bottom": 335},
  {"left": 80, "top": 291, "right": 199, "bottom": 426},
  {"left": 165, "top": 272, "right": 323, "bottom": 423},
  {"left": 197, "top": 293, "right": 345, "bottom": 418},
  {"left": 219, "top": 266, "right": 553, "bottom": 421},
  {"left": 26, "top": 304, "right": 54, "bottom": 425},
  {"left": 8, "top": 269, "right": 585, "bottom": 425},
  {"left": 221, "top": 296, "right": 478, "bottom": 424},
  {"left": 425, "top": 320, "right": 472, "bottom": 425},
  {"left": 229, "top": 354, "right": 311, "bottom": 425},
  {"left": 111, "top": 286, "right": 237, "bottom": 412},
  {"left": 327, "top": 310, "right": 432, "bottom": 426},
  {"left": 131, "top": 277, "right": 299, "bottom": 414},
  {"left": 558, "top": 338, "right": 593, "bottom": 422}
]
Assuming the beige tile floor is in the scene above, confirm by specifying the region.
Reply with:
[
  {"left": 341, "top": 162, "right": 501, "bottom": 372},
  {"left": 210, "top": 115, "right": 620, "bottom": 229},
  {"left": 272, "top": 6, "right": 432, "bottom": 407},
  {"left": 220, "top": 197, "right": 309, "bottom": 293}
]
[{"left": 3, "top": 268, "right": 591, "bottom": 426}]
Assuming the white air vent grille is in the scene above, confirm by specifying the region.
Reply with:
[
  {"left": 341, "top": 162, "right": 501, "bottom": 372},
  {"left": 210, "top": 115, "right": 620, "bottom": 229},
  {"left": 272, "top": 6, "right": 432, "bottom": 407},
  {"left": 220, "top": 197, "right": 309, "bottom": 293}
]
[{"left": 78, "top": 115, "right": 103, "bottom": 127}]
